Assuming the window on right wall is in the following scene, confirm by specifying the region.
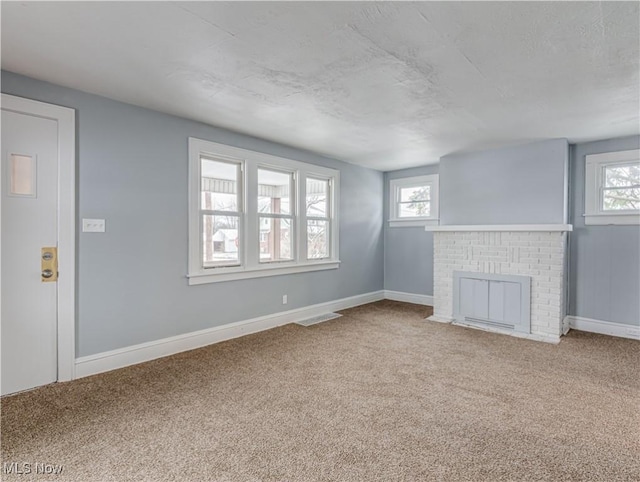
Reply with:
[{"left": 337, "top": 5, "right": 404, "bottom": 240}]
[
  {"left": 389, "top": 174, "right": 439, "bottom": 227},
  {"left": 585, "top": 149, "right": 640, "bottom": 225}
]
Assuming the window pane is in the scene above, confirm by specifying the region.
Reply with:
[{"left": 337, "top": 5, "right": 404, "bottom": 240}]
[
  {"left": 603, "top": 188, "right": 640, "bottom": 211},
  {"left": 307, "top": 220, "right": 329, "bottom": 259},
  {"left": 399, "top": 201, "right": 430, "bottom": 218},
  {"left": 400, "top": 185, "right": 430, "bottom": 202},
  {"left": 307, "top": 178, "right": 328, "bottom": 217},
  {"left": 203, "top": 214, "right": 240, "bottom": 266},
  {"left": 259, "top": 217, "right": 292, "bottom": 262},
  {"left": 201, "top": 158, "right": 239, "bottom": 211},
  {"left": 9, "top": 154, "right": 35, "bottom": 196},
  {"left": 258, "top": 169, "right": 292, "bottom": 215},
  {"left": 605, "top": 164, "right": 640, "bottom": 188}
]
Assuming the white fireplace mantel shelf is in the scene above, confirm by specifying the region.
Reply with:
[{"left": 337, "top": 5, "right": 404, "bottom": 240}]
[{"left": 424, "top": 224, "right": 573, "bottom": 232}]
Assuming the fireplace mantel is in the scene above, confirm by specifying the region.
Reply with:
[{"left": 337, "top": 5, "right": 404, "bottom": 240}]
[{"left": 424, "top": 224, "right": 573, "bottom": 232}]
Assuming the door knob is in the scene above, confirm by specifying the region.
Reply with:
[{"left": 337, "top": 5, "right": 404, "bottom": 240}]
[{"left": 42, "top": 269, "right": 54, "bottom": 279}]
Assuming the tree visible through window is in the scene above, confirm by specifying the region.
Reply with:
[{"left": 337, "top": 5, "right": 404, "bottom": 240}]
[
  {"left": 602, "top": 163, "right": 640, "bottom": 211},
  {"left": 584, "top": 149, "right": 639, "bottom": 226},
  {"left": 400, "top": 185, "right": 431, "bottom": 217},
  {"left": 389, "top": 174, "right": 439, "bottom": 226}
]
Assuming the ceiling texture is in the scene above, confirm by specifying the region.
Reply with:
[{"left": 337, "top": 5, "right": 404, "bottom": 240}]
[{"left": 2, "top": 1, "right": 639, "bottom": 171}]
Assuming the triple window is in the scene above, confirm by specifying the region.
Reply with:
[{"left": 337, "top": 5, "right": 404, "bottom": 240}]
[{"left": 189, "top": 138, "right": 339, "bottom": 284}]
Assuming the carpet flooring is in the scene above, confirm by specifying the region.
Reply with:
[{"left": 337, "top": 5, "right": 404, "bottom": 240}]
[{"left": 1, "top": 300, "right": 639, "bottom": 481}]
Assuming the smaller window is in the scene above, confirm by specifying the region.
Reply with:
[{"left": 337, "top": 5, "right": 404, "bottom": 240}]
[
  {"left": 585, "top": 149, "right": 640, "bottom": 225},
  {"left": 389, "top": 174, "right": 439, "bottom": 227}
]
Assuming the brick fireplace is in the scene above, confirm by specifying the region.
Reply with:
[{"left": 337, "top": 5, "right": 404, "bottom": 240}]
[{"left": 426, "top": 225, "right": 573, "bottom": 343}]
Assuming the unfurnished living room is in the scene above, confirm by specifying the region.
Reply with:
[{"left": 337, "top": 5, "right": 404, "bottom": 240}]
[{"left": 1, "top": 1, "right": 639, "bottom": 481}]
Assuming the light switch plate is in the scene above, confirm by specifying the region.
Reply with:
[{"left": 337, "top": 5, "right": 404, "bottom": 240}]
[{"left": 82, "top": 218, "right": 106, "bottom": 233}]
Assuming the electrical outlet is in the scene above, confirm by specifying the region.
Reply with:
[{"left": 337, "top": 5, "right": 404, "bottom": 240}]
[
  {"left": 282, "top": 295, "right": 288, "bottom": 305},
  {"left": 82, "top": 218, "right": 106, "bottom": 233}
]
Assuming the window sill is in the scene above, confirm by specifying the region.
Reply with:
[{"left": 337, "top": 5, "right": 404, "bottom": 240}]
[
  {"left": 187, "top": 260, "right": 340, "bottom": 285},
  {"left": 388, "top": 218, "right": 439, "bottom": 228},
  {"left": 584, "top": 213, "right": 640, "bottom": 226}
]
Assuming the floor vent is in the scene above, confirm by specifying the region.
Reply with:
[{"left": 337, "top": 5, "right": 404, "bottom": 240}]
[{"left": 296, "top": 313, "right": 342, "bottom": 327}]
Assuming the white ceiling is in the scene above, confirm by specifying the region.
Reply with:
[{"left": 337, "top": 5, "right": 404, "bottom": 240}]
[{"left": 2, "top": 2, "right": 638, "bottom": 171}]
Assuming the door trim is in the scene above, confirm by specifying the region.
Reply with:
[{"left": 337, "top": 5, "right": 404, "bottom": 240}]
[{"left": 1, "top": 93, "right": 76, "bottom": 382}]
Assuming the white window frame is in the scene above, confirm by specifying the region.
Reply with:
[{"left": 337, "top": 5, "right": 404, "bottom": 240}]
[
  {"left": 188, "top": 138, "right": 340, "bottom": 284},
  {"left": 584, "top": 149, "right": 640, "bottom": 225},
  {"left": 389, "top": 174, "right": 439, "bottom": 227}
]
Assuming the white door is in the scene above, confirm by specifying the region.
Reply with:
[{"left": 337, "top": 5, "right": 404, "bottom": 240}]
[{"left": 1, "top": 108, "right": 59, "bottom": 395}]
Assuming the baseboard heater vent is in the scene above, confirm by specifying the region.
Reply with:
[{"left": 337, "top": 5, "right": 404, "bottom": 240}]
[
  {"left": 464, "top": 317, "right": 514, "bottom": 330},
  {"left": 296, "top": 313, "right": 342, "bottom": 327}
]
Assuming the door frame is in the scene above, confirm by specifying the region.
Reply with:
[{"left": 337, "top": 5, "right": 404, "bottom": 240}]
[{"left": 1, "top": 93, "right": 76, "bottom": 382}]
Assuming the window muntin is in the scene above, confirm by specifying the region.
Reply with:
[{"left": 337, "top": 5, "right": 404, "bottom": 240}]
[
  {"left": 200, "top": 157, "right": 242, "bottom": 268},
  {"left": 389, "top": 174, "right": 439, "bottom": 226},
  {"left": 584, "top": 149, "right": 640, "bottom": 225},
  {"left": 188, "top": 138, "right": 340, "bottom": 284},
  {"left": 258, "top": 168, "right": 294, "bottom": 263},
  {"left": 306, "top": 178, "right": 331, "bottom": 259}
]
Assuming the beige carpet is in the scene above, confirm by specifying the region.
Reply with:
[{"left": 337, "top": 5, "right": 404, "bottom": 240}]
[{"left": 2, "top": 300, "right": 639, "bottom": 481}]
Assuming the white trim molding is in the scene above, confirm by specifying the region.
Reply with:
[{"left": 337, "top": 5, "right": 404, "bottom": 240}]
[
  {"left": 1, "top": 94, "right": 76, "bottom": 382},
  {"left": 384, "top": 290, "right": 433, "bottom": 306},
  {"left": 389, "top": 219, "right": 439, "bottom": 228},
  {"left": 75, "top": 291, "right": 385, "bottom": 378},
  {"left": 565, "top": 316, "right": 640, "bottom": 340},
  {"left": 424, "top": 224, "right": 573, "bottom": 232}
]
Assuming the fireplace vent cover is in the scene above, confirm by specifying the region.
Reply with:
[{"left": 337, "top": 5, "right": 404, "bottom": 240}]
[{"left": 453, "top": 271, "right": 531, "bottom": 334}]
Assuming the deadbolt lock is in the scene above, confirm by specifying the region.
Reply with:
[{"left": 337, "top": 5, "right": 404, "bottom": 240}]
[{"left": 41, "top": 247, "right": 58, "bottom": 282}]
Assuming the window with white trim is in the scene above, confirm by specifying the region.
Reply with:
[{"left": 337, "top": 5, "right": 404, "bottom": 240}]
[
  {"left": 389, "top": 174, "right": 439, "bottom": 227},
  {"left": 188, "top": 138, "right": 340, "bottom": 284},
  {"left": 585, "top": 149, "right": 640, "bottom": 225}
]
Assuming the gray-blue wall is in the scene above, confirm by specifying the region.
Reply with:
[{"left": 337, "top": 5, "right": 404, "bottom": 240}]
[
  {"left": 384, "top": 165, "right": 438, "bottom": 296},
  {"left": 2, "top": 71, "right": 385, "bottom": 357},
  {"left": 439, "top": 139, "right": 569, "bottom": 225},
  {"left": 569, "top": 136, "right": 640, "bottom": 326}
]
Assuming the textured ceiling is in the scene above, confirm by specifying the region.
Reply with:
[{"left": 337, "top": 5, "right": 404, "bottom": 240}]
[{"left": 2, "top": 1, "right": 638, "bottom": 170}]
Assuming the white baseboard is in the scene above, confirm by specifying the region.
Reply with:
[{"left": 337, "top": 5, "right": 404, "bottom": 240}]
[
  {"left": 384, "top": 290, "right": 433, "bottom": 306},
  {"left": 565, "top": 315, "right": 640, "bottom": 341},
  {"left": 75, "top": 290, "right": 385, "bottom": 379}
]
